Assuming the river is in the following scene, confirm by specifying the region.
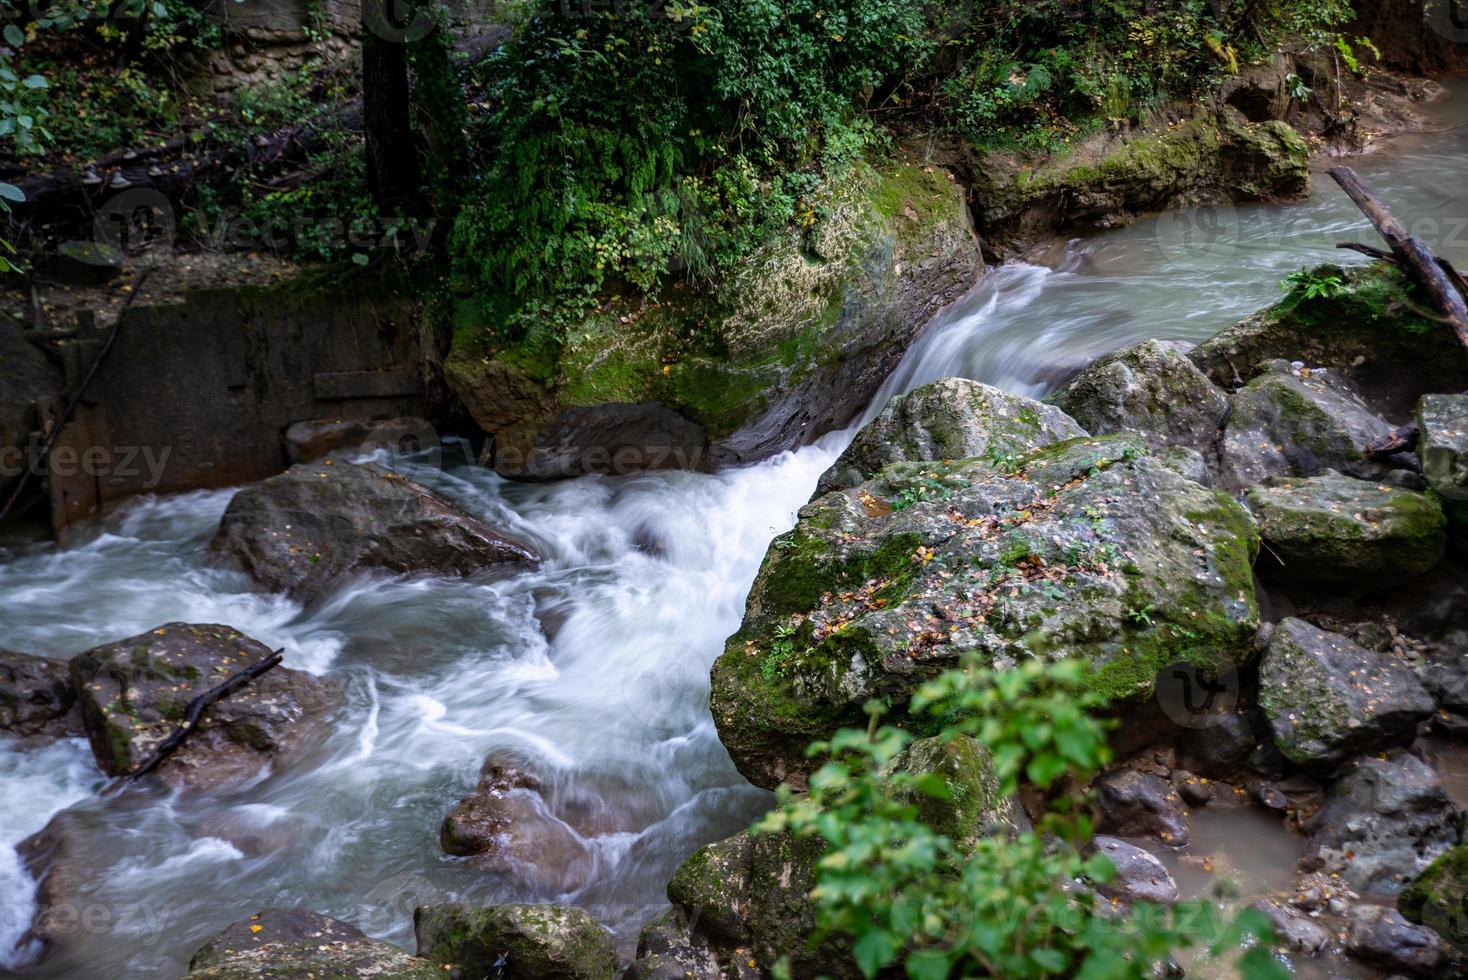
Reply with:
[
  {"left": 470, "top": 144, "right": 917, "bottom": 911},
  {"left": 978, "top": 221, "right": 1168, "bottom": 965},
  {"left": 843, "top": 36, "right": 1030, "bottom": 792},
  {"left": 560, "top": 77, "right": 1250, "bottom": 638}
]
[{"left": 2, "top": 81, "right": 1465, "bottom": 977}]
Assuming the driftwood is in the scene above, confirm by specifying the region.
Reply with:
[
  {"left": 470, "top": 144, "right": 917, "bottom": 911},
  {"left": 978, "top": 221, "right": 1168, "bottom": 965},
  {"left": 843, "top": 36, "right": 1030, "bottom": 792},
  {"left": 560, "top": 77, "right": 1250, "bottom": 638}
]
[
  {"left": 1364, "top": 421, "right": 1421, "bottom": 461},
  {"left": 1328, "top": 166, "right": 1468, "bottom": 358},
  {"left": 126, "top": 649, "right": 284, "bottom": 779}
]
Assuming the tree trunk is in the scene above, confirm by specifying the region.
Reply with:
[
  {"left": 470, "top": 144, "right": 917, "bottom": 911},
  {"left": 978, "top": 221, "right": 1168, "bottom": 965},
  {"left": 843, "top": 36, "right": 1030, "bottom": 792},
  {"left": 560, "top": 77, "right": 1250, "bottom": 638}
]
[{"left": 361, "top": 0, "right": 422, "bottom": 212}]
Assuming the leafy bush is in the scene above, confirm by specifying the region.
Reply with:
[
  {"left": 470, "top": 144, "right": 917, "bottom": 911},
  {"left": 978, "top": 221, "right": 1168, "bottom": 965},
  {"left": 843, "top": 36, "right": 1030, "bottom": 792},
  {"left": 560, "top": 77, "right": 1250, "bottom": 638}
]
[{"left": 757, "top": 659, "right": 1287, "bottom": 979}]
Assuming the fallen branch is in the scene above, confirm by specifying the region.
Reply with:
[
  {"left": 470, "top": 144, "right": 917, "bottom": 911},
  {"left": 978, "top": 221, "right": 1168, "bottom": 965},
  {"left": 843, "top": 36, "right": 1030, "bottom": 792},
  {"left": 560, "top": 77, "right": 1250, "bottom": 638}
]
[
  {"left": 127, "top": 649, "right": 284, "bottom": 779},
  {"left": 1329, "top": 167, "right": 1468, "bottom": 359},
  {"left": 1337, "top": 242, "right": 1468, "bottom": 307},
  {"left": 1364, "top": 422, "right": 1420, "bottom": 461}
]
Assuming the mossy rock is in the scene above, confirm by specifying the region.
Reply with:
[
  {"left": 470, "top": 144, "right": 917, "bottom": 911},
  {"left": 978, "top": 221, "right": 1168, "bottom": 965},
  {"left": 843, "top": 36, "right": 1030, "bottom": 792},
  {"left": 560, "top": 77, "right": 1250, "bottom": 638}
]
[
  {"left": 1400, "top": 843, "right": 1468, "bottom": 948},
  {"left": 185, "top": 909, "right": 443, "bottom": 979},
  {"left": 1244, "top": 471, "right": 1446, "bottom": 585},
  {"left": 444, "top": 163, "right": 982, "bottom": 479},
  {"left": 414, "top": 903, "right": 618, "bottom": 980},
  {"left": 712, "top": 429, "right": 1260, "bottom": 790},
  {"left": 967, "top": 107, "right": 1308, "bottom": 250},
  {"left": 1191, "top": 263, "right": 1468, "bottom": 420},
  {"left": 819, "top": 377, "right": 1086, "bottom": 494}
]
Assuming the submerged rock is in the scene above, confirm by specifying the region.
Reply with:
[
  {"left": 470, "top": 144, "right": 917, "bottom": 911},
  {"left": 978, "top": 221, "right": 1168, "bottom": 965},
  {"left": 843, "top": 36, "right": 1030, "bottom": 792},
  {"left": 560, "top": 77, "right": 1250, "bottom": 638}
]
[
  {"left": 1302, "top": 751, "right": 1460, "bottom": 895},
  {"left": 414, "top": 903, "right": 619, "bottom": 980},
  {"left": 184, "top": 909, "right": 442, "bottom": 979},
  {"left": 1217, "top": 361, "right": 1394, "bottom": 490},
  {"left": 1047, "top": 340, "right": 1229, "bottom": 465},
  {"left": 1245, "top": 472, "right": 1445, "bottom": 585},
  {"left": 818, "top": 378, "right": 1085, "bottom": 494},
  {"left": 1259, "top": 618, "right": 1434, "bottom": 770},
  {"left": 439, "top": 760, "right": 596, "bottom": 894},
  {"left": 0, "top": 648, "right": 78, "bottom": 737},
  {"left": 209, "top": 460, "right": 538, "bottom": 602},
  {"left": 712, "top": 431, "right": 1260, "bottom": 789},
  {"left": 1249, "top": 898, "right": 1332, "bottom": 955},
  {"left": 446, "top": 165, "right": 982, "bottom": 479},
  {"left": 1190, "top": 264, "right": 1468, "bottom": 420},
  {"left": 68, "top": 623, "right": 333, "bottom": 789}
]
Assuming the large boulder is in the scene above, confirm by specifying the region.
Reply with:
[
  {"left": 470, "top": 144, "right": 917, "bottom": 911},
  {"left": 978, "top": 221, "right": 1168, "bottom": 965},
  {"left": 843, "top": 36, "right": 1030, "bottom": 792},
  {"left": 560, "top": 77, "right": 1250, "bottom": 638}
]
[
  {"left": 1047, "top": 340, "right": 1229, "bottom": 464},
  {"left": 1258, "top": 618, "right": 1434, "bottom": 770},
  {"left": 1420, "top": 394, "right": 1468, "bottom": 503},
  {"left": 1245, "top": 472, "right": 1445, "bottom": 586},
  {"left": 1399, "top": 842, "right": 1468, "bottom": 950},
  {"left": 1094, "top": 769, "right": 1190, "bottom": 846},
  {"left": 0, "top": 648, "right": 78, "bottom": 737},
  {"left": 712, "top": 432, "right": 1260, "bottom": 789},
  {"left": 1345, "top": 903, "right": 1445, "bottom": 976},
  {"left": 184, "top": 909, "right": 443, "bottom": 979},
  {"left": 446, "top": 164, "right": 983, "bottom": 479},
  {"left": 1090, "top": 837, "right": 1180, "bottom": 905},
  {"left": 1190, "top": 264, "right": 1468, "bottom": 420},
  {"left": 818, "top": 378, "right": 1085, "bottom": 494},
  {"left": 68, "top": 623, "right": 334, "bottom": 789},
  {"left": 1302, "top": 751, "right": 1462, "bottom": 895},
  {"left": 414, "top": 903, "right": 619, "bottom": 980},
  {"left": 210, "top": 460, "right": 537, "bottom": 603},
  {"left": 1216, "top": 361, "right": 1394, "bottom": 491},
  {"left": 438, "top": 760, "right": 596, "bottom": 893}
]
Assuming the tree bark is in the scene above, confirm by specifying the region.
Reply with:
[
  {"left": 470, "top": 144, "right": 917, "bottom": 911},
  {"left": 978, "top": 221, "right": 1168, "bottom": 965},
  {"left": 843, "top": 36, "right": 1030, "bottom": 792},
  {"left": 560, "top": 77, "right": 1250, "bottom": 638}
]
[{"left": 362, "top": 0, "right": 423, "bottom": 212}]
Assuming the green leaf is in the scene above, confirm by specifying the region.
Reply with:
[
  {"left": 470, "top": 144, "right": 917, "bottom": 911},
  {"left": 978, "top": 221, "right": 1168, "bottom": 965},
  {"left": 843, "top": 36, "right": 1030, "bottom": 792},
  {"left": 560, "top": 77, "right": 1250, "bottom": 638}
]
[
  {"left": 1237, "top": 947, "right": 1291, "bottom": 980},
  {"left": 351, "top": 252, "right": 370, "bottom": 266},
  {"left": 904, "top": 949, "right": 950, "bottom": 980},
  {"left": 3, "top": 24, "right": 24, "bottom": 47},
  {"left": 1031, "top": 947, "right": 1066, "bottom": 973},
  {"left": 852, "top": 929, "right": 896, "bottom": 978},
  {"left": 0, "top": 181, "right": 24, "bottom": 202},
  {"left": 20, "top": 74, "right": 45, "bottom": 89}
]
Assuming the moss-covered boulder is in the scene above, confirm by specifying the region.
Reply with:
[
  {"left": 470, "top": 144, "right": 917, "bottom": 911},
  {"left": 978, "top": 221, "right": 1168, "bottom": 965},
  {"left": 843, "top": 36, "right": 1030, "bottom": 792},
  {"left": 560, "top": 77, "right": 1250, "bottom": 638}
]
[
  {"left": 1259, "top": 618, "right": 1435, "bottom": 771},
  {"left": 817, "top": 378, "right": 1086, "bottom": 494},
  {"left": 1190, "top": 264, "right": 1468, "bottom": 420},
  {"left": 1400, "top": 843, "right": 1468, "bottom": 948},
  {"left": 445, "top": 164, "right": 982, "bottom": 479},
  {"left": 711, "top": 432, "right": 1260, "bottom": 789},
  {"left": 1244, "top": 472, "right": 1446, "bottom": 585},
  {"left": 68, "top": 623, "right": 335, "bottom": 790},
  {"left": 965, "top": 107, "right": 1307, "bottom": 249},
  {"left": 414, "top": 903, "right": 618, "bottom": 980},
  {"left": 1217, "top": 361, "right": 1394, "bottom": 491},
  {"left": 184, "top": 909, "right": 442, "bottom": 979},
  {"left": 647, "top": 734, "right": 1015, "bottom": 979},
  {"left": 1419, "top": 394, "right": 1468, "bottom": 549},
  {"left": 1047, "top": 340, "right": 1229, "bottom": 465}
]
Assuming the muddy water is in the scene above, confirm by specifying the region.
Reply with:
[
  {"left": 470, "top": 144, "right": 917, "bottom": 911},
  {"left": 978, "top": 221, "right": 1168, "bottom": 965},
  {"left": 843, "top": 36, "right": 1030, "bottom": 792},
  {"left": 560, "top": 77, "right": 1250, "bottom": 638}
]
[{"left": 1, "top": 82, "right": 1466, "bottom": 978}]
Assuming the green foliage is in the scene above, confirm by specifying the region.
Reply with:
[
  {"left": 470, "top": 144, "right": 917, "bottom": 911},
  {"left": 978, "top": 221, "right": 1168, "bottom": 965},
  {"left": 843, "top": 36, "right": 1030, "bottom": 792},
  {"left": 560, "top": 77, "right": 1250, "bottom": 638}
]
[
  {"left": 1283, "top": 268, "right": 1345, "bottom": 299},
  {"left": 757, "top": 659, "right": 1289, "bottom": 979}
]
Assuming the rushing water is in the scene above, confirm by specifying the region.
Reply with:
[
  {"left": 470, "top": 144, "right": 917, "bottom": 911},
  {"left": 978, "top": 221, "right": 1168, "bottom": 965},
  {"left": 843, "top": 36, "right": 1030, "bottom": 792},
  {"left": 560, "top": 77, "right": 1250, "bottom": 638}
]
[{"left": 2, "top": 82, "right": 1466, "bottom": 978}]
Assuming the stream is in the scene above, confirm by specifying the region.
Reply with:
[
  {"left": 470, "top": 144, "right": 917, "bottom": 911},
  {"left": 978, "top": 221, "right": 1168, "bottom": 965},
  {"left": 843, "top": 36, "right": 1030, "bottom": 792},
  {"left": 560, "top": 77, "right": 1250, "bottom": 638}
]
[{"left": 2, "top": 82, "right": 1466, "bottom": 978}]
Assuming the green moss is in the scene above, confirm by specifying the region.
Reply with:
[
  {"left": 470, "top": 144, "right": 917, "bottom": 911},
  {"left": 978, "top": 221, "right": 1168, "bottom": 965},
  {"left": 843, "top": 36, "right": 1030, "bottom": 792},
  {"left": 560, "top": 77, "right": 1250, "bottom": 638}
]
[{"left": 1400, "top": 843, "right": 1468, "bottom": 931}]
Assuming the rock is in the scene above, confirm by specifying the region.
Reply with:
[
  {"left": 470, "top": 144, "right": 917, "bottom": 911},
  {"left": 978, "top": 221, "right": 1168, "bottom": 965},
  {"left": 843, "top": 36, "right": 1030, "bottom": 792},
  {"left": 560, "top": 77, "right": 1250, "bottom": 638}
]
[
  {"left": 1303, "top": 752, "right": 1461, "bottom": 895},
  {"left": 1249, "top": 898, "right": 1332, "bottom": 955},
  {"left": 1216, "top": 361, "right": 1394, "bottom": 490},
  {"left": 446, "top": 165, "right": 982, "bottom": 479},
  {"left": 1176, "top": 711, "right": 1258, "bottom": 778},
  {"left": 283, "top": 418, "right": 370, "bottom": 463},
  {"left": 964, "top": 107, "right": 1308, "bottom": 252},
  {"left": 1258, "top": 618, "right": 1435, "bottom": 770},
  {"left": 666, "top": 832, "right": 755, "bottom": 950},
  {"left": 882, "top": 735, "right": 1029, "bottom": 846},
  {"left": 414, "top": 903, "right": 619, "bottom": 980},
  {"left": 818, "top": 378, "right": 1085, "bottom": 494},
  {"left": 1090, "top": 836, "right": 1180, "bottom": 904},
  {"left": 1047, "top": 340, "right": 1228, "bottom": 465},
  {"left": 1399, "top": 843, "right": 1468, "bottom": 950},
  {"left": 68, "top": 623, "right": 334, "bottom": 789},
  {"left": 712, "top": 432, "right": 1261, "bottom": 789},
  {"left": 1191, "top": 264, "right": 1468, "bottom": 421},
  {"left": 1245, "top": 472, "right": 1446, "bottom": 586},
  {"left": 1095, "top": 770, "right": 1191, "bottom": 847},
  {"left": 1419, "top": 395, "right": 1468, "bottom": 503},
  {"left": 184, "top": 908, "right": 442, "bottom": 979},
  {"left": 439, "top": 760, "right": 595, "bottom": 894},
  {"left": 209, "top": 461, "right": 538, "bottom": 603},
  {"left": 1346, "top": 904, "right": 1444, "bottom": 975},
  {"left": 0, "top": 648, "right": 78, "bottom": 737},
  {"left": 16, "top": 809, "right": 101, "bottom": 952},
  {"left": 626, "top": 909, "right": 722, "bottom": 980}
]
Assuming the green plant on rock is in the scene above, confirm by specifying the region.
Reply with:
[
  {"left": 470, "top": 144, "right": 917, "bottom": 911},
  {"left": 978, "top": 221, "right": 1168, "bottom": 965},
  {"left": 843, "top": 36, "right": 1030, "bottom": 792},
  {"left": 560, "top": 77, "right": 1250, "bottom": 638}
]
[
  {"left": 1283, "top": 268, "right": 1345, "bottom": 300},
  {"left": 758, "top": 659, "right": 1287, "bottom": 979}
]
